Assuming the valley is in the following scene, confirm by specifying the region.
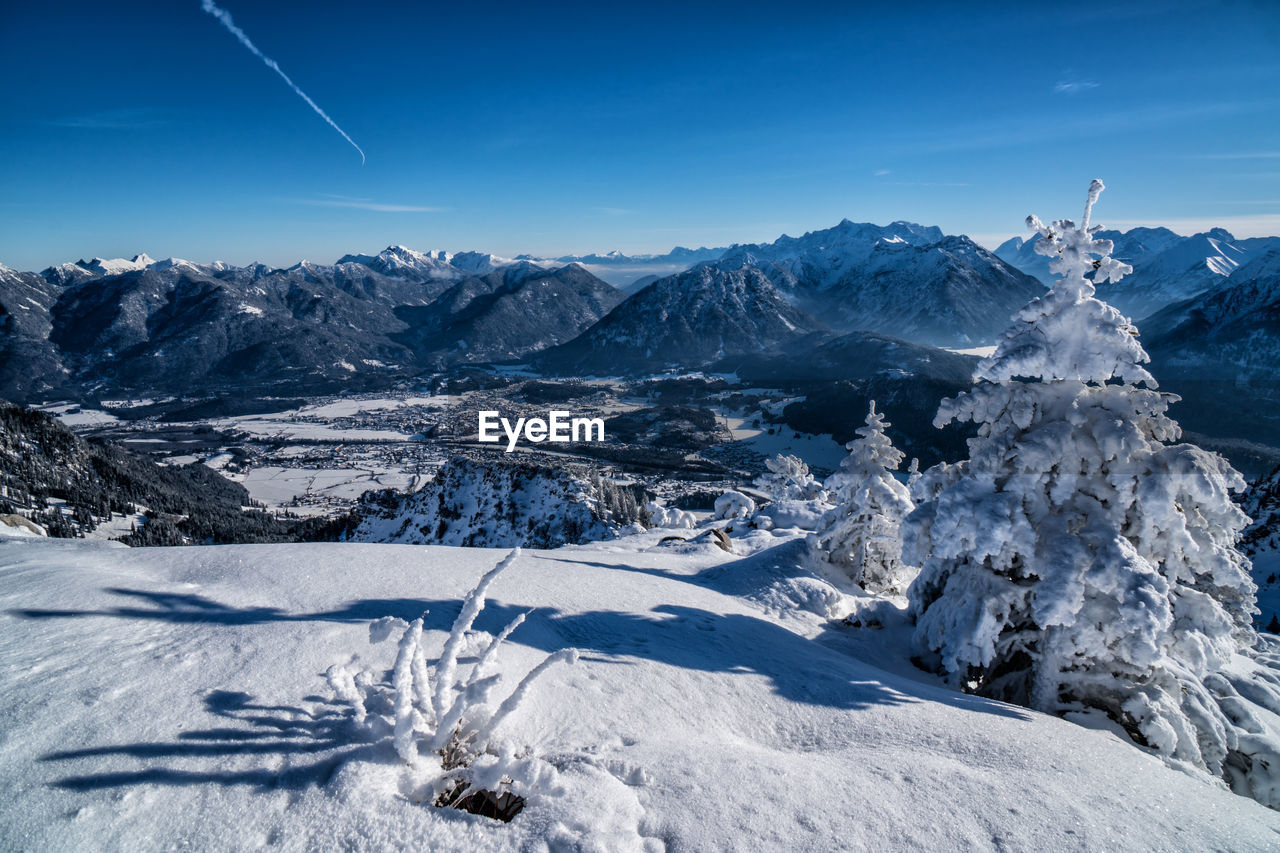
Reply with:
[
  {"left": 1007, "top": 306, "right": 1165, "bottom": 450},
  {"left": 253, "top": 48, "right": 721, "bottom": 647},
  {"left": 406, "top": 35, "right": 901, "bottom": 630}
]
[{"left": 43, "top": 374, "right": 854, "bottom": 520}]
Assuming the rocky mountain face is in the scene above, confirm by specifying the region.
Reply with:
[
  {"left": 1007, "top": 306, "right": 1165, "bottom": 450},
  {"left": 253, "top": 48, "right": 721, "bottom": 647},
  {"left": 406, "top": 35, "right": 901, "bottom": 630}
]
[
  {"left": 996, "top": 227, "right": 1280, "bottom": 320},
  {"left": 534, "top": 265, "right": 823, "bottom": 375},
  {"left": 344, "top": 455, "right": 647, "bottom": 548},
  {"left": 717, "top": 220, "right": 1044, "bottom": 346},
  {"left": 0, "top": 254, "right": 619, "bottom": 401},
  {"left": 0, "top": 264, "right": 65, "bottom": 401},
  {"left": 391, "top": 262, "right": 625, "bottom": 365}
]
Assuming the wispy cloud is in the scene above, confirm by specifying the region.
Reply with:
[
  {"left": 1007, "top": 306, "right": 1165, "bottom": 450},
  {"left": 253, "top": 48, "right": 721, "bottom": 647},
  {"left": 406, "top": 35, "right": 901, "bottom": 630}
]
[
  {"left": 873, "top": 168, "right": 892, "bottom": 177},
  {"left": 39, "top": 108, "right": 169, "bottom": 130},
  {"left": 293, "top": 194, "right": 446, "bottom": 213},
  {"left": 1053, "top": 79, "right": 1100, "bottom": 95}
]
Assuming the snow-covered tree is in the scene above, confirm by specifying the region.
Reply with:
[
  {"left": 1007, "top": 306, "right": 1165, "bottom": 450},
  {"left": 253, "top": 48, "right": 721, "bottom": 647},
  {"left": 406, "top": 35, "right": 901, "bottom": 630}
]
[
  {"left": 812, "top": 401, "right": 915, "bottom": 594},
  {"left": 755, "top": 453, "right": 825, "bottom": 502},
  {"left": 905, "top": 181, "right": 1263, "bottom": 790}
]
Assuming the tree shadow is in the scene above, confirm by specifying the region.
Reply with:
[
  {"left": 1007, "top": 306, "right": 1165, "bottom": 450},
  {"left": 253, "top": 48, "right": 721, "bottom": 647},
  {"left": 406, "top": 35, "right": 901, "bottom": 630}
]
[
  {"left": 32, "top": 551, "right": 1033, "bottom": 798},
  {"left": 43, "top": 688, "right": 380, "bottom": 792}
]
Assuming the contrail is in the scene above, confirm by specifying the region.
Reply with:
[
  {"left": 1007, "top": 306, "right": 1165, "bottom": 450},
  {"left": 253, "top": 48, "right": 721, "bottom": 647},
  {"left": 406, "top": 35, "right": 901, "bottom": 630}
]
[{"left": 201, "top": 0, "right": 365, "bottom": 164}]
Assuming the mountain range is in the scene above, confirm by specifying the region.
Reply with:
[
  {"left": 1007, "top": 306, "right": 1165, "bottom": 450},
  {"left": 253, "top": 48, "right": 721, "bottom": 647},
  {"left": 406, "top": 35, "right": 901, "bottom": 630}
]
[
  {"left": 995, "top": 226, "right": 1280, "bottom": 320},
  {"left": 714, "top": 220, "right": 1044, "bottom": 346},
  {"left": 4, "top": 218, "right": 1278, "bottom": 421},
  {"left": 0, "top": 255, "right": 621, "bottom": 401}
]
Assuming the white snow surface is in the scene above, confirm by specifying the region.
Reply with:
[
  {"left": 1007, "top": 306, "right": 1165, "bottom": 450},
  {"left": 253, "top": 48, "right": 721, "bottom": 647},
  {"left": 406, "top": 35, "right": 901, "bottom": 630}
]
[
  {"left": 36, "top": 404, "right": 120, "bottom": 427},
  {"left": 2, "top": 534, "right": 1279, "bottom": 850}
]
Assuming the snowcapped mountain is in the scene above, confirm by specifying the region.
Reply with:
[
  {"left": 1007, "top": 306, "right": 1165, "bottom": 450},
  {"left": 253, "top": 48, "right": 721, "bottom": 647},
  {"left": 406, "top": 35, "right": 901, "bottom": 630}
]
[
  {"left": 390, "top": 262, "right": 625, "bottom": 364},
  {"left": 534, "top": 265, "right": 823, "bottom": 375},
  {"left": 717, "top": 220, "right": 1043, "bottom": 346},
  {"left": 1142, "top": 247, "right": 1280, "bottom": 378},
  {"left": 996, "top": 227, "right": 1280, "bottom": 319},
  {"left": 345, "top": 455, "right": 645, "bottom": 548},
  {"left": 335, "top": 245, "right": 472, "bottom": 282},
  {"left": 1136, "top": 248, "right": 1280, "bottom": 466},
  {"left": 1099, "top": 228, "right": 1259, "bottom": 318}
]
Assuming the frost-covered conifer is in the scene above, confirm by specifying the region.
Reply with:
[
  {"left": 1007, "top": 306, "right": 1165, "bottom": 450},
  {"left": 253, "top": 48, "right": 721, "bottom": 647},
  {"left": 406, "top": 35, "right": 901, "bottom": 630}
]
[
  {"left": 812, "top": 402, "right": 915, "bottom": 594},
  {"left": 755, "top": 453, "right": 825, "bottom": 502},
  {"left": 906, "top": 181, "right": 1265, "bottom": 793}
]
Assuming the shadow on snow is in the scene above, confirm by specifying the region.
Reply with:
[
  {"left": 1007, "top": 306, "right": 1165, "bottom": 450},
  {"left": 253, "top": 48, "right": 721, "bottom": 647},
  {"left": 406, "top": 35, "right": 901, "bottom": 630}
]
[{"left": 25, "top": 541, "right": 1031, "bottom": 793}]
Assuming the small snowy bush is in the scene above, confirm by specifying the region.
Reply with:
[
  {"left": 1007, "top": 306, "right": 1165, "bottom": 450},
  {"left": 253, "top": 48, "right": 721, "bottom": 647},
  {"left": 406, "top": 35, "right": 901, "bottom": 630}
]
[
  {"left": 754, "top": 454, "right": 826, "bottom": 502},
  {"left": 643, "top": 501, "right": 696, "bottom": 529},
  {"left": 327, "top": 549, "right": 577, "bottom": 818},
  {"left": 754, "top": 499, "right": 830, "bottom": 532},
  {"left": 714, "top": 490, "right": 755, "bottom": 520},
  {"left": 905, "top": 181, "right": 1280, "bottom": 808},
  {"left": 811, "top": 402, "right": 916, "bottom": 595}
]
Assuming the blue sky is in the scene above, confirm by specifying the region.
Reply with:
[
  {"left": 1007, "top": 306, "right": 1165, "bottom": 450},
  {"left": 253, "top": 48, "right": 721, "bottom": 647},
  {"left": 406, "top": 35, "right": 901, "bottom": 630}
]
[{"left": 1, "top": 0, "right": 1277, "bottom": 269}]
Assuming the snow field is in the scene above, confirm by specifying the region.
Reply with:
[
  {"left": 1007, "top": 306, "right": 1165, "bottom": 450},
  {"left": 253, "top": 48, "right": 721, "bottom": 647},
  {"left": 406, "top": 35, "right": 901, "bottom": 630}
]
[{"left": 1, "top": 534, "right": 1278, "bottom": 850}]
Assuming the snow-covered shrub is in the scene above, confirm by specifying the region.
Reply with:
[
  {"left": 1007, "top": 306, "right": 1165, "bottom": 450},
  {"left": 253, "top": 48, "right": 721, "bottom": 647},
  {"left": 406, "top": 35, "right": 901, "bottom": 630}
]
[
  {"left": 327, "top": 549, "right": 578, "bottom": 818},
  {"left": 754, "top": 499, "right": 830, "bottom": 532},
  {"left": 905, "top": 181, "right": 1275, "bottom": 805},
  {"left": 754, "top": 453, "right": 826, "bottom": 501},
  {"left": 643, "top": 501, "right": 696, "bottom": 529},
  {"left": 811, "top": 402, "right": 916, "bottom": 594},
  {"left": 714, "top": 490, "right": 755, "bottom": 520}
]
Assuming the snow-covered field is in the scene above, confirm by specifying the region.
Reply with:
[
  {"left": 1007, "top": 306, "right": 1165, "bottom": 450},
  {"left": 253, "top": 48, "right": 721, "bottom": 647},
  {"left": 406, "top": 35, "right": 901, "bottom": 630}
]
[
  {"left": 724, "top": 415, "right": 849, "bottom": 472},
  {"left": 2, "top": 532, "right": 1278, "bottom": 851},
  {"left": 237, "top": 465, "right": 417, "bottom": 514},
  {"left": 212, "top": 418, "right": 416, "bottom": 443},
  {"left": 36, "top": 404, "right": 120, "bottom": 427},
  {"left": 210, "top": 395, "right": 448, "bottom": 443}
]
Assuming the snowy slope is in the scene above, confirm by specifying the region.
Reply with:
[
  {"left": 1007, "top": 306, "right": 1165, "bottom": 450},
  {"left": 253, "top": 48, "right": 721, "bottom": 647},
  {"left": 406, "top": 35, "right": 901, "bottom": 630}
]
[{"left": 2, "top": 533, "right": 1279, "bottom": 850}]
